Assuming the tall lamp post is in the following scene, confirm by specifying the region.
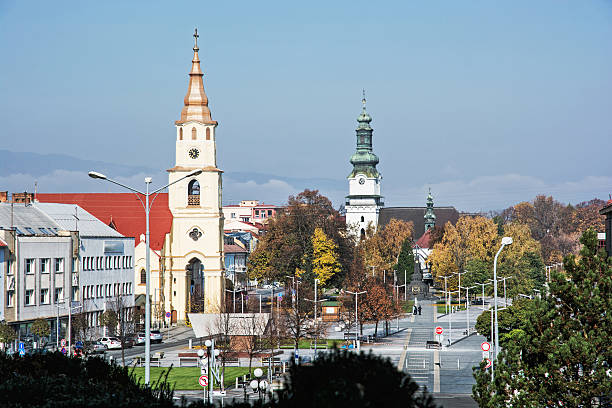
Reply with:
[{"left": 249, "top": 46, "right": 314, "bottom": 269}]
[
  {"left": 493, "top": 237, "right": 513, "bottom": 370},
  {"left": 459, "top": 285, "right": 476, "bottom": 335},
  {"left": 346, "top": 290, "right": 366, "bottom": 347},
  {"left": 89, "top": 169, "right": 202, "bottom": 385}
]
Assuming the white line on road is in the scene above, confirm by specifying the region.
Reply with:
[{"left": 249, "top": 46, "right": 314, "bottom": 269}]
[
  {"left": 433, "top": 349, "right": 440, "bottom": 393},
  {"left": 397, "top": 328, "right": 412, "bottom": 371}
]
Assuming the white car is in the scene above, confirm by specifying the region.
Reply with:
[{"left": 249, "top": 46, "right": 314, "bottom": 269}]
[
  {"left": 150, "top": 330, "right": 163, "bottom": 344},
  {"left": 98, "top": 337, "right": 122, "bottom": 350}
]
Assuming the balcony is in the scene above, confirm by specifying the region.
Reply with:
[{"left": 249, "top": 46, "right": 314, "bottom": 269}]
[{"left": 188, "top": 195, "right": 200, "bottom": 206}]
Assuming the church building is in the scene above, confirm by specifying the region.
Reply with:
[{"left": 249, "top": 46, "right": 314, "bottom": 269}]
[
  {"left": 37, "top": 30, "right": 225, "bottom": 322},
  {"left": 345, "top": 93, "right": 384, "bottom": 240}
]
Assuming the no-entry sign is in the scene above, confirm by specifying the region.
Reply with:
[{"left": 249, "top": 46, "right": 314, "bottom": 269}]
[
  {"left": 199, "top": 375, "right": 209, "bottom": 387},
  {"left": 435, "top": 326, "right": 443, "bottom": 335},
  {"left": 484, "top": 358, "right": 492, "bottom": 369},
  {"left": 481, "top": 342, "right": 491, "bottom": 352}
]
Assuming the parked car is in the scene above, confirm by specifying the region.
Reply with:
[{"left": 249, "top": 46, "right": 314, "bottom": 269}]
[
  {"left": 122, "top": 337, "right": 134, "bottom": 348},
  {"left": 134, "top": 333, "right": 146, "bottom": 345},
  {"left": 85, "top": 341, "right": 107, "bottom": 354},
  {"left": 471, "top": 298, "right": 486, "bottom": 305},
  {"left": 150, "top": 330, "right": 163, "bottom": 344},
  {"left": 98, "top": 337, "right": 122, "bottom": 350}
]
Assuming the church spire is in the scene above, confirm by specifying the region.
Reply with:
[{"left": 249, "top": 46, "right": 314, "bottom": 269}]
[
  {"left": 424, "top": 188, "right": 436, "bottom": 232},
  {"left": 176, "top": 29, "right": 217, "bottom": 125},
  {"left": 349, "top": 90, "right": 379, "bottom": 178}
]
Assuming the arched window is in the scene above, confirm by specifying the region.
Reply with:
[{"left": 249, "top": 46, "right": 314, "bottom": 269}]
[
  {"left": 140, "top": 269, "right": 146, "bottom": 284},
  {"left": 360, "top": 229, "right": 366, "bottom": 240},
  {"left": 206, "top": 128, "right": 211, "bottom": 140},
  {"left": 192, "top": 127, "right": 197, "bottom": 140},
  {"left": 179, "top": 128, "right": 183, "bottom": 140},
  {"left": 188, "top": 179, "right": 200, "bottom": 206},
  {"left": 361, "top": 216, "right": 364, "bottom": 222}
]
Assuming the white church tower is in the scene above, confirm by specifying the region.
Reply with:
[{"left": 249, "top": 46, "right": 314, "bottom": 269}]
[
  {"left": 345, "top": 92, "right": 384, "bottom": 240},
  {"left": 166, "top": 29, "right": 225, "bottom": 316}
]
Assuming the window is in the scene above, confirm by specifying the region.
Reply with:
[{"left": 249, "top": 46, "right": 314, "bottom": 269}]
[
  {"left": 41, "top": 258, "right": 50, "bottom": 274},
  {"left": 40, "top": 288, "right": 49, "bottom": 304},
  {"left": 231, "top": 212, "right": 236, "bottom": 218},
  {"left": 140, "top": 269, "right": 146, "bottom": 284},
  {"left": 268, "top": 210, "right": 272, "bottom": 216},
  {"left": 206, "top": 127, "right": 210, "bottom": 140},
  {"left": 54, "top": 288, "right": 63, "bottom": 303},
  {"left": 54, "top": 258, "right": 64, "bottom": 273},
  {"left": 25, "top": 227, "right": 36, "bottom": 235},
  {"left": 72, "top": 286, "right": 79, "bottom": 301},
  {"left": 255, "top": 210, "right": 260, "bottom": 216},
  {"left": 6, "top": 290, "right": 14, "bottom": 307},
  {"left": 188, "top": 180, "right": 200, "bottom": 206},
  {"left": 25, "top": 259, "right": 35, "bottom": 274},
  {"left": 179, "top": 127, "right": 183, "bottom": 140},
  {"left": 361, "top": 216, "right": 364, "bottom": 222},
  {"left": 25, "top": 289, "right": 34, "bottom": 306},
  {"left": 191, "top": 127, "right": 197, "bottom": 140}
]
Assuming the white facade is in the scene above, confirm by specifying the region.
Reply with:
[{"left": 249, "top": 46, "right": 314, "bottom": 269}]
[{"left": 345, "top": 173, "right": 383, "bottom": 238}]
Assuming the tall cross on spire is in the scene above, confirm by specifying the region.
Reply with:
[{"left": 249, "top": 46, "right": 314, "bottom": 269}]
[
  {"left": 193, "top": 28, "right": 199, "bottom": 50},
  {"left": 362, "top": 89, "right": 366, "bottom": 107}
]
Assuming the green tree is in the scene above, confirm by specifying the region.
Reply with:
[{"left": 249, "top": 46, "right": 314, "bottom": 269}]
[
  {"left": 30, "top": 318, "right": 50, "bottom": 346},
  {"left": 100, "top": 310, "right": 118, "bottom": 335},
  {"left": 394, "top": 237, "right": 415, "bottom": 284},
  {"left": 0, "top": 321, "right": 17, "bottom": 345},
  {"left": 473, "top": 229, "right": 612, "bottom": 407}
]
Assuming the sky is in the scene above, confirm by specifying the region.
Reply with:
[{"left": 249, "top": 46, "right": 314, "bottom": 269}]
[{"left": 1, "top": 1, "right": 611, "bottom": 212}]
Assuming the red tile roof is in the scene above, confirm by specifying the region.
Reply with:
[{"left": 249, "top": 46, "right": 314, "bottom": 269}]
[
  {"left": 224, "top": 243, "right": 247, "bottom": 253},
  {"left": 0, "top": 238, "right": 7, "bottom": 247},
  {"left": 415, "top": 229, "right": 432, "bottom": 249},
  {"left": 36, "top": 193, "right": 172, "bottom": 250}
]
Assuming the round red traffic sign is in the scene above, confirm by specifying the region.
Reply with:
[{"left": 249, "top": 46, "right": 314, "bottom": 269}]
[
  {"left": 199, "top": 375, "right": 209, "bottom": 387},
  {"left": 435, "top": 326, "right": 443, "bottom": 335},
  {"left": 481, "top": 342, "right": 491, "bottom": 352},
  {"left": 484, "top": 358, "right": 492, "bottom": 369}
]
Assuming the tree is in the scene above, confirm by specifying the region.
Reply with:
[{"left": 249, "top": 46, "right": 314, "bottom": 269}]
[
  {"left": 472, "top": 229, "right": 612, "bottom": 407},
  {"left": 394, "top": 237, "right": 415, "bottom": 285},
  {"left": 100, "top": 291, "right": 134, "bottom": 367},
  {"left": 247, "top": 190, "right": 353, "bottom": 287},
  {"left": 0, "top": 322, "right": 17, "bottom": 347},
  {"left": 30, "top": 318, "right": 50, "bottom": 347},
  {"left": 360, "top": 278, "right": 397, "bottom": 337},
  {"left": 360, "top": 219, "right": 413, "bottom": 274},
  {"left": 237, "top": 313, "right": 269, "bottom": 376},
  {"left": 275, "top": 348, "right": 439, "bottom": 408},
  {"left": 311, "top": 227, "right": 341, "bottom": 286}
]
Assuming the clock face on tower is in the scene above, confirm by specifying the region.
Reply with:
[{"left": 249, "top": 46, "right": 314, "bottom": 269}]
[
  {"left": 359, "top": 177, "right": 365, "bottom": 185},
  {"left": 188, "top": 148, "right": 199, "bottom": 159}
]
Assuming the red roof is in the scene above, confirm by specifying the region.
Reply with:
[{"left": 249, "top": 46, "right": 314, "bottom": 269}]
[
  {"left": 36, "top": 193, "right": 172, "bottom": 250},
  {"left": 0, "top": 238, "right": 7, "bottom": 247},
  {"left": 415, "top": 229, "right": 432, "bottom": 249},
  {"left": 224, "top": 243, "right": 247, "bottom": 253}
]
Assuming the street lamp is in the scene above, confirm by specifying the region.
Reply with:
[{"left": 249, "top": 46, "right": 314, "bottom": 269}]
[
  {"left": 89, "top": 169, "right": 202, "bottom": 385},
  {"left": 250, "top": 367, "right": 268, "bottom": 401},
  {"left": 346, "top": 290, "right": 366, "bottom": 349},
  {"left": 459, "top": 285, "right": 476, "bottom": 335},
  {"left": 305, "top": 278, "right": 327, "bottom": 358},
  {"left": 493, "top": 236, "right": 512, "bottom": 372}
]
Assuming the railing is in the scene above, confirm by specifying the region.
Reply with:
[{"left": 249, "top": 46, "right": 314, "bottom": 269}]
[{"left": 188, "top": 195, "right": 200, "bottom": 206}]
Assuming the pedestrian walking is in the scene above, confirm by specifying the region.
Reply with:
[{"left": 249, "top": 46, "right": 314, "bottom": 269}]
[
  {"left": 418, "top": 305, "right": 422, "bottom": 315},
  {"left": 413, "top": 305, "right": 417, "bottom": 315}
]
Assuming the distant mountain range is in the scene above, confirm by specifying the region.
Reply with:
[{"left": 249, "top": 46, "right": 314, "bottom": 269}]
[{"left": 0, "top": 149, "right": 346, "bottom": 206}]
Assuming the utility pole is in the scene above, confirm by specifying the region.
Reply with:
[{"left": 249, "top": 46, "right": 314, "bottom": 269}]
[
  {"left": 442, "top": 275, "right": 452, "bottom": 315},
  {"left": 346, "top": 290, "right": 366, "bottom": 348},
  {"left": 460, "top": 286, "right": 476, "bottom": 336}
]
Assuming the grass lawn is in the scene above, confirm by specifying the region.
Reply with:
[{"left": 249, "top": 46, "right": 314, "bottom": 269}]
[
  {"left": 279, "top": 339, "right": 336, "bottom": 349},
  {"left": 436, "top": 302, "right": 465, "bottom": 314},
  {"left": 401, "top": 300, "right": 415, "bottom": 313},
  {"left": 129, "top": 366, "right": 266, "bottom": 390}
]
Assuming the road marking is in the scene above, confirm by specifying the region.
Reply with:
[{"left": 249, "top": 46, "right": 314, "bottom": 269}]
[
  {"left": 397, "top": 328, "right": 412, "bottom": 371},
  {"left": 433, "top": 305, "right": 437, "bottom": 322},
  {"left": 433, "top": 349, "right": 440, "bottom": 393}
]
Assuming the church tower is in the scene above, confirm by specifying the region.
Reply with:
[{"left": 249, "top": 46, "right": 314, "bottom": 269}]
[
  {"left": 424, "top": 188, "right": 436, "bottom": 233},
  {"left": 167, "top": 29, "right": 225, "bottom": 316},
  {"left": 345, "top": 92, "right": 384, "bottom": 240}
]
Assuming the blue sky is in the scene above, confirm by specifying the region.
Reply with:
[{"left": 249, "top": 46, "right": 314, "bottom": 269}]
[{"left": 1, "top": 1, "right": 611, "bottom": 211}]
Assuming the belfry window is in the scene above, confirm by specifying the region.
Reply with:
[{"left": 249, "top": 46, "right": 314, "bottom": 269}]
[
  {"left": 206, "top": 128, "right": 211, "bottom": 140},
  {"left": 360, "top": 229, "right": 366, "bottom": 240},
  {"left": 361, "top": 216, "right": 364, "bottom": 222},
  {"left": 192, "top": 127, "right": 197, "bottom": 140},
  {"left": 188, "top": 179, "right": 200, "bottom": 206},
  {"left": 179, "top": 128, "right": 183, "bottom": 140}
]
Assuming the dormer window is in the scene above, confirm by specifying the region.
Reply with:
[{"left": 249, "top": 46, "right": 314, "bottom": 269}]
[{"left": 188, "top": 179, "right": 200, "bottom": 206}]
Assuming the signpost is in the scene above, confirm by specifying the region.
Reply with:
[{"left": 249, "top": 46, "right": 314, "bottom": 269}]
[
  {"left": 435, "top": 326, "right": 443, "bottom": 344},
  {"left": 435, "top": 327, "right": 443, "bottom": 335},
  {"left": 481, "top": 342, "right": 490, "bottom": 352},
  {"left": 61, "top": 338, "right": 67, "bottom": 347},
  {"left": 199, "top": 374, "right": 209, "bottom": 402},
  {"left": 481, "top": 342, "right": 491, "bottom": 369},
  {"left": 165, "top": 311, "right": 171, "bottom": 338},
  {"left": 484, "top": 358, "right": 492, "bottom": 369},
  {"left": 18, "top": 342, "right": 25, "bottom": 357}
]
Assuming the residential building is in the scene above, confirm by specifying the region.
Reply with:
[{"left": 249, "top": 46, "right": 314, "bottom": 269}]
[
  {"left": 599, "top": 199, "right": 612, "bottom": 256},
  {"left": 224, "top": 239, "right": 248, "bottom": 288},
  {"left": 222, "top": 200, "right": 281, "bottom": 225}
]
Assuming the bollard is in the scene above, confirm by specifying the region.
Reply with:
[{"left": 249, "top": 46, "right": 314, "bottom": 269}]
[
  {"left": 236, "top": 377, "right": 239, "bottom": 389},
  {"left": 189, "top": 339, "right": 192, "bottom": 349},
  {"left": 457, "top": 358, "right": 460, "bottom": 370},
  {"left": 423, "top": 359, "right": 426, "bottom": 369}
]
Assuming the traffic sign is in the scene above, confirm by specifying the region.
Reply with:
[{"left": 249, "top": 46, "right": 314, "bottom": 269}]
[
  {"left": 198, "top": 375, "right": 209, "bottom": 387},
  {"left": 165, "top": 312, "right": 171, "bottom": 318},
  {"left": 484, "top": 358, "right": 492, "bottom": 369},
  {"left": 482, "top": 351, "right": 490, "bottom": 359},
  {"left": 435, "top": 326, "right": 443, "bottom": 335},
  {"left": 61, "top": 347, "right": 67, "bottom": 355},
  {"left": 61, "top": 338, "right": 67, "bottom": 347},
  {"left": 18, "top": 342, "right": 24, "bottom": 350},
  {"left": 481, "top": 342, "right": 490, "bottom": 352}
]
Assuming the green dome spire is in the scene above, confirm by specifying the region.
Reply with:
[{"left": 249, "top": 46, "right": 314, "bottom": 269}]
[
  {"left": 349, "top": 90, "right": 379, "bottom": 178},
  {"left": 424, "top": 188, "right": 436, "bottom": 232}
]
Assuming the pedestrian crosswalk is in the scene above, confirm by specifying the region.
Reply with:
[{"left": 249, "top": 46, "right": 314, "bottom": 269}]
[
  {"left": 408, "top": 327, "right": 433, "bottom": 347},
  {"left": 403, "top": 350, "right": 432, "bottom": 390}
]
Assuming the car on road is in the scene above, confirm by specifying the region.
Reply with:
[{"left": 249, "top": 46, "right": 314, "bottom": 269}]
[
  {"left": 134, "top": 333, "right": 146, "bottom": 345},
  {"left": 86, "top": 341, "right": 107, "bottom": 354},
  {"left": 150, "top": 330, "right": 163, "bottom": 344},
  {"left": 98, "top": 337, "right": 122, "bottom": 350},
  {"left": 471, "top": 298, "right": 487, "bottom": 305}
]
